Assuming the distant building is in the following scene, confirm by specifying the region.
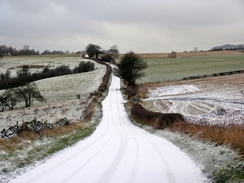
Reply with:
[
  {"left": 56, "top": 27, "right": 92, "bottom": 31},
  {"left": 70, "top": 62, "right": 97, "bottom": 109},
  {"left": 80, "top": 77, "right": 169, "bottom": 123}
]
[
  {"left": 81, "top": 51, "right": 89, "bottom": 58},
  {"left": 168, "top": 51, "right": 177, "bottom": 58}
]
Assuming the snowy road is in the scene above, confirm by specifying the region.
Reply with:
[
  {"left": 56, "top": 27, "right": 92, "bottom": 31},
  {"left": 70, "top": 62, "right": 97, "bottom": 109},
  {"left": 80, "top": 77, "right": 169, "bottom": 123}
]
[{"left": 10, "top": 75, "right": 206, "bottom": 183}]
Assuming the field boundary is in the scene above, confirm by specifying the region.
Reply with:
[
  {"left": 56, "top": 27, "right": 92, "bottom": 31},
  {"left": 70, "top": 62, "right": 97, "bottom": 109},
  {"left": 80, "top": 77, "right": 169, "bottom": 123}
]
[
  {"left": 182, "top": 69, "right": 244, "bottom": 81},
  {"left": 130, "top": 102, "right": 244, "bottom": 155}
]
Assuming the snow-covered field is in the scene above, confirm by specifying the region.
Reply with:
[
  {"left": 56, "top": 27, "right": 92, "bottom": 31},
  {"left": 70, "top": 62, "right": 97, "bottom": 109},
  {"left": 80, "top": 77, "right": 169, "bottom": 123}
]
[
  {"left": 0, "top": 57, "right": 106, "bottom": 129},
  {"left": 0, "top": 57, "right": 91, "bottom": 77},
  {"left": 1, "top": 57, "right": 244, "bottom": 182},
  {"left": 9, "top": 75, "right": 208, "bottom": 183},
  {"left": 144, "top": 74, "right": 244, "bottom": 125}
]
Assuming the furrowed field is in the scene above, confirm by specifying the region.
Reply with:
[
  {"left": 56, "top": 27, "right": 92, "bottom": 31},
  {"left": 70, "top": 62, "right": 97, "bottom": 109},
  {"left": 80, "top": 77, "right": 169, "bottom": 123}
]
[{"left": 137, "top": 51, "right": 244, "bottom": 126}]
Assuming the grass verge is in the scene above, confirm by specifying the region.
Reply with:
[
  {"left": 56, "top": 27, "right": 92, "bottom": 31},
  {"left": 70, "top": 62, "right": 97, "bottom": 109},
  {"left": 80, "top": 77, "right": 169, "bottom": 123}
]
[
  {"left": 0, "top": 121, "right": 98, "bottom": 180},
  {"left": 45, "top": 125, "right": 96, "bottom": 156},
  {"left": 167, "top": 122, "right": 244, "bottom": 155}
]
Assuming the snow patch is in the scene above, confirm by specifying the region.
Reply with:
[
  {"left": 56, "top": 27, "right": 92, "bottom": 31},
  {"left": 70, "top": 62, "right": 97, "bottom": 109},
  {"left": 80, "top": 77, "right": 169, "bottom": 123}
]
[{"left": 149, "top": 85, "right": 200, "bottom": 97}]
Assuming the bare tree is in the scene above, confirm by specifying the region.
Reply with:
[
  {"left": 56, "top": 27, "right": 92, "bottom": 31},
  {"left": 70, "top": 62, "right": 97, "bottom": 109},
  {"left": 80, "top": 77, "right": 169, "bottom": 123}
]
[
  {"left": 23, "top": 45, "right": 29, "bottom": 50},
  {"left": 102, "top": 45, "right": 120, "bottom": 63},
  {"left": 13, "top": 82, "right": 46, "bottom": 107},
  {"left": 0, "top": 90, "right": 17, "bottom": 111},
  {"left": 108, "top": 45, "right": 119, "bottom": 60}
]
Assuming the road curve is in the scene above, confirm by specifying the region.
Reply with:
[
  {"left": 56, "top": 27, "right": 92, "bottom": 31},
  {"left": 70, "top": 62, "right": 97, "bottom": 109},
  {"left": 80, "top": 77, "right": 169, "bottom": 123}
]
[{"left": 10, "top": 75, "right": 206, "bottom": 183}]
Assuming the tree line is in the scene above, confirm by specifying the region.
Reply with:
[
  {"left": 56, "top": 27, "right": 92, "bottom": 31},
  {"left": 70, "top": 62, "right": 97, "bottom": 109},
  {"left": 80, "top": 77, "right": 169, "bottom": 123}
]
[
  {"left": 0, "top": 61, "right": 95, "bottom": 90},
  {"left": 85, "top": 44, "right": 119, "bottom": 63},
  {"left": 0, "top": 44, "right": 120, "bottom": 60},
  {"left": 0, "top": 61, "right": 95, "bottom": 111},
  {"left": 0, "top": 45, "right": 83, "bottom": 58},
  {"left": 212, "top": 47, "right": 244, "bottom": 51}
]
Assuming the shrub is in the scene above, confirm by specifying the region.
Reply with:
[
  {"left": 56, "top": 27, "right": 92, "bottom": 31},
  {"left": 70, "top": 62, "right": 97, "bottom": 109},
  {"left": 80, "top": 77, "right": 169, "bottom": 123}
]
[
  {"left": 42, "top": 66, "right": 49, "bottom": 73},
  {"left": 101, "top": 53, "right": 114, "bottom": 63},
  {"left": 54, "top": 65, "right": 72, "bottom": 75},
  {"left": 125, "top": 85, "right": 138, "bottom": 98},
  {"left": 0, "top": 73, "right": 5, "bottom": 81},
  {"left": 73, "top": 61, "right": 95, "bottom": 73},
  {"left": 118, "top": 52, "right": 148, "bottom": 86},
  {"left": 0, "top": 62, "right": 95, "bottom": 90},
  {"left": 131, "top": 103, "right": 184, "bottom": 129}
]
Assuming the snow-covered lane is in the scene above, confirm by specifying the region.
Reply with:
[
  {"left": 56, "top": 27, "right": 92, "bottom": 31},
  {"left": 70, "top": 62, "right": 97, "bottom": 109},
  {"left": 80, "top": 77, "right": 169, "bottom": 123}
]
[{"left": 10, "top": 75, "right": 206, "bottom": 183}]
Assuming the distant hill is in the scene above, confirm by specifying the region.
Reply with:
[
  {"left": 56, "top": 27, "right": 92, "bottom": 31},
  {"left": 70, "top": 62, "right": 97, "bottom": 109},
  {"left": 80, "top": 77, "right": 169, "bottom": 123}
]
[{"left": 211, "top": 44, "right": 244, "bottom": 51}]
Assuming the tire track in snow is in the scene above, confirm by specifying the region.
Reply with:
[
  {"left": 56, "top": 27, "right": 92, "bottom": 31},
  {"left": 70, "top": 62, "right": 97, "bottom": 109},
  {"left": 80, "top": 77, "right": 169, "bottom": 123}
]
[
  {"left": 13, "top": 98, "right": 113, "bottom": 183},
  {"left": 47, "top": 83, "right": 121, "bottom": 183},
  {"left": 10, "top": 75, "right": 206, "bottom": 183},
  {"left": 126, "top": 133, "right": 140, "bottom": 183},
  {"left": 60, "top": 132, "right": 114, "bottom": 183},
  {"left": 60, "top": 81, "right": 119, "bottom": 182},
  {"left": 119, "top": 117, "right": 140, "bottom": 182},
  {"left": 147, "top": 139, "right": 176, "bottom": 183},
  {"left": 109, "top": 88, "right": 140, "bottom": 183},
  {"left": 95, "top": 77, "right": 129, "bottom": 183},
  {"left": 94, "top": 75, "right": 140, "bottom": 183},
  {"left": 20, "top": 132, "right": 113, "bottom": 183}
]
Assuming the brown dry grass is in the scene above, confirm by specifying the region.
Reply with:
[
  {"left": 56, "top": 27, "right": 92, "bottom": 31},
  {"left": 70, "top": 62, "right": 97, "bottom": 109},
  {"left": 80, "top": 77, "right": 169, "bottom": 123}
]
[
  {"left": 0, "top": 122, "right": 86, "bottom": 152},
  {"left": 0, "top": 98, "right": 97, "bottom": 153},
  {"left": 168, "top": 121, "right": 244, "bottom": 156},
  {"left": 129, "top": 102, "right": 244, "bottom": 156},
  {"left": 0, "top": 130, "right": 39, "bottom": 152},
  {"left": 39, "top": 122, "right": 86, "bottom": 137}
]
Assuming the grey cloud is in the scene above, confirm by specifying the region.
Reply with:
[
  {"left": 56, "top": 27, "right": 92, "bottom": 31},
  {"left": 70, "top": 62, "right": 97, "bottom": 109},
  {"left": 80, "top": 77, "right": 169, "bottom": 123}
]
[
  {"left": 0, "top": 0, "right": 243, "bottom": 53},
  {"left": 61, "top": 0, "right": 243, "bottom": 26}
]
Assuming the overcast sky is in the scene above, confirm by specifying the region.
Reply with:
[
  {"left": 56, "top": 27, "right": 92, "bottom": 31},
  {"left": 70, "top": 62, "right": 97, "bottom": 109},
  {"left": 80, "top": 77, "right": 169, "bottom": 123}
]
[{"left": 1, "top": 0, "right": 244, "bottom": 53}]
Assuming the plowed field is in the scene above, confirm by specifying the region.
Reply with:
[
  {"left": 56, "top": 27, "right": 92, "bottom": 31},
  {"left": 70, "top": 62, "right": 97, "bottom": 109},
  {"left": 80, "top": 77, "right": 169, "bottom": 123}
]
[{"left": 142, "top": 73, "right": 244, "bottom": 125}]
